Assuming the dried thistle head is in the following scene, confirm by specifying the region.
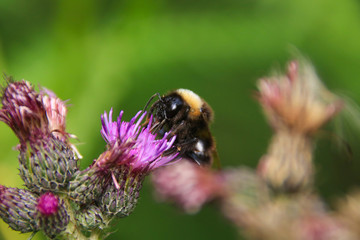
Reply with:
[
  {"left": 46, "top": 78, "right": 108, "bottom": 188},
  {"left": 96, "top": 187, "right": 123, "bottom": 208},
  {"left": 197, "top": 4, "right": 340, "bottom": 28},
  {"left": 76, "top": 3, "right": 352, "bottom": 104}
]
[
  {"left": 257, "top": 131, "right": 314, "bottom": 193},
  {"left": 0, "top": 79, "right": 77, "bottom": 147},
  {"left": 257, "top": 60, "right": 343, "bottom": 134},
  {"left": 0, "top": 79, "right": 48, "bottom": 146},
  {"left": 336, "top": 190, "right": 360, "bottom": 238},
  {"left": 235, "top": 195, "right": 354, "bottom": 240}
]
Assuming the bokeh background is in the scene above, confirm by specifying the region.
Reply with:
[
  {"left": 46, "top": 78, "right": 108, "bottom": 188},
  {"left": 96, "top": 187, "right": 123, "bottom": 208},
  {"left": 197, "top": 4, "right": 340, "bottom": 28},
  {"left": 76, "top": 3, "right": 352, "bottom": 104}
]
[{"left": 1, "top": 0, "right": 360, "bottom": 239}]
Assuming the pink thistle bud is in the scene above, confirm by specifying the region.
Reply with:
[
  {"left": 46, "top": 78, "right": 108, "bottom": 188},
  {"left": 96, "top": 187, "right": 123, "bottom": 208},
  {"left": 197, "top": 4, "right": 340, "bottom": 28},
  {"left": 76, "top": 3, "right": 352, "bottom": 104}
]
[
  {"left": 152, "top": 160, "right": 224, "bottom": 213},
  {"left": 37, "top": 192, "right": 59, "bottom": 216},
  {"left": 36, "top": 192, "right": 69, "bottom": 239}
]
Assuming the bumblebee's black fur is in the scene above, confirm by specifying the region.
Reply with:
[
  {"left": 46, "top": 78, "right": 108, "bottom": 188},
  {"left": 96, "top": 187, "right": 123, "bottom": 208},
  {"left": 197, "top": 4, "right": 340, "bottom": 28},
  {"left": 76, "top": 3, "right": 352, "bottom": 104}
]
[{"left": 147, "top": 89, "right": 215, "bottom": 166}]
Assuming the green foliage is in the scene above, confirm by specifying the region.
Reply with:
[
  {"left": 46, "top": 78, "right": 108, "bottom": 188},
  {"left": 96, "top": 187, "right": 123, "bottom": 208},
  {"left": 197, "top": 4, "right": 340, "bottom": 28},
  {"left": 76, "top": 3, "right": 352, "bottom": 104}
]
[{"left": 1, "top": 0, "right": 360, "bottom": 239}]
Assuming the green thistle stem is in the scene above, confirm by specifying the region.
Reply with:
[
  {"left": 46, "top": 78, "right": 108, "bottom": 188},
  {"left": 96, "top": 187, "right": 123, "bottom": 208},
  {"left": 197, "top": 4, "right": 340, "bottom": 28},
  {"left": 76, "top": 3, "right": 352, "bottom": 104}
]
[{"left": 89, "top": 229, "right": 104, "bottom": 240}]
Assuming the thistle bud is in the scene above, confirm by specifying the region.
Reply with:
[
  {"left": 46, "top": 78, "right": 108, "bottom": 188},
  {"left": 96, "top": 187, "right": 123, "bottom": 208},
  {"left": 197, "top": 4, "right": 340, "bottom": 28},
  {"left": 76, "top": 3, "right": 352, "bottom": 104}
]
[
  {"left": 0, "top": 79, "right": 79, "bottom": 193},
  {"left": 0, "top": 185, "right": 39, "bottom": 233},
  {"left": 68, "top": 167, "right": 105, "bottom": 205},
  {"left": 152, "top": 160, "right": 224, "bottom": 213},
  {"left": 18, "top": 136, "right": 78, "bottom": 193},
  {"left": 76, "top": 205, "right": 106, "bottom": 230},
  {"left": 36, "top": 192, "right": 69, "bottom": 239},
  {"left": 100, "top": 166, "right": 145, "bottom": 217}
]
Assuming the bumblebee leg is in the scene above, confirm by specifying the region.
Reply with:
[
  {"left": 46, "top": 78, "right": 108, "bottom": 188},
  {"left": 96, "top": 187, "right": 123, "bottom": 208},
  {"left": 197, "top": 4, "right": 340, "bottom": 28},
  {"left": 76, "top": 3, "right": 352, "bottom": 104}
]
[
  {"left": 143, "top": 92, "right": 162, "bottom": 112},
  {"left": 151, "top": 119, "right": 167, "bottom": 133}
]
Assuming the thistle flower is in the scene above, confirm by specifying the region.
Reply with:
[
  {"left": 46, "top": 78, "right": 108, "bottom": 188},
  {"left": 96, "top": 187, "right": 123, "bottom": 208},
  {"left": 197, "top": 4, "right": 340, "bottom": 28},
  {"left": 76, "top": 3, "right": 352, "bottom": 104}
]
[
  {"left": 98, "top": 109, "right": 177, "bottom": 172},
  {"left": 69, "top": 109, "right": 178, "bottom": 217},
  {"left": 36, "top": 192, "right": 69, "bottom": 239},
  {"left": 152, "top": 160, "right": 224, "bottom": 213},
  {"left": 0, "top": 185, "right": 39, "bottom": 233},
  {"left": 257, "top": 60, "right": 343, "bottom": 134},
  {"left": 0, "top": 79, "right": 79, "bottom": 193}
]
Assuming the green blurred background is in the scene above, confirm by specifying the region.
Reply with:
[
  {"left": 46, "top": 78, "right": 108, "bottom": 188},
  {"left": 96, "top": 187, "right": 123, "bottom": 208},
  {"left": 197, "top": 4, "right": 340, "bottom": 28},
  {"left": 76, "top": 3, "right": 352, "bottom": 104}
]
[{"left": 1, "top": 0, "right": 360, "bottom": 239}]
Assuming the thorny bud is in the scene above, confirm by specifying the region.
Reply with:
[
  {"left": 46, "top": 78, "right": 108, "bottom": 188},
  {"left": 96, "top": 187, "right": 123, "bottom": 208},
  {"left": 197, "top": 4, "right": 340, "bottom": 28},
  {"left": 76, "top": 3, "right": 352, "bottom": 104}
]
[
  {"left": 0, "top": 79, "right": 79, "bottom": 193},
  {"left": 36, "top": 192, "right": 69, "bottom": 239},
  {"left": 0, "top": 185, "right": 39, "bottom": 233},
  {"left": 76, "top": 205, "right": 106, "bottom": 231},
  {"left": 152, "top": 160, "right": 224, "bottom": 213},
  {"left": 19, "top": 136, "right": 78, "bottom": 193}
]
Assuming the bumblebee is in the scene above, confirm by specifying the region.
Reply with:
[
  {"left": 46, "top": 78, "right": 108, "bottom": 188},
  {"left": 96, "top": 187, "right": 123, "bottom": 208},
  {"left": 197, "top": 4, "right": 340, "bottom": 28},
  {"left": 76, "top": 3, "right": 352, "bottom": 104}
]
[{"left": 145, "top": 89, "right": 218, "bottom": 167}]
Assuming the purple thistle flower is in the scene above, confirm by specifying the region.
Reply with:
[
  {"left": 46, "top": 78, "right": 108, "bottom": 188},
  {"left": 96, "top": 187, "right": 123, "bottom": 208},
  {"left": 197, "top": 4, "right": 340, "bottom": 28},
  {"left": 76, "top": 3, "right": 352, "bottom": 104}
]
[
  {"left": 97, "top": 108, "right": 178, "bottom": 174},
  {"left": 69, "top": 109, "right": 179, "bottom": 209},
  {"left": 89, "top": 109, "right": 180, "bottom": 217},
  {"left": 37, "top": 192, "right": 59, "bottom": 216}
]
